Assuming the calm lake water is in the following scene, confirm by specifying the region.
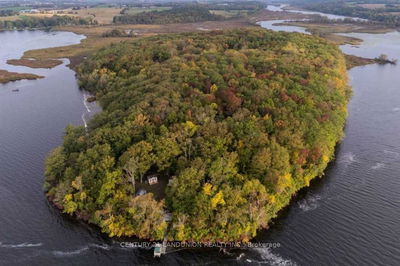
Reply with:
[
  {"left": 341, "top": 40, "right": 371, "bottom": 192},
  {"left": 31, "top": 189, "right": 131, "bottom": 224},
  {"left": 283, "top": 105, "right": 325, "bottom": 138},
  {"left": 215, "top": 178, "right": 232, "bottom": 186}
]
[{"left": 0, "top": 14, "right": 400, "bottom": 265}]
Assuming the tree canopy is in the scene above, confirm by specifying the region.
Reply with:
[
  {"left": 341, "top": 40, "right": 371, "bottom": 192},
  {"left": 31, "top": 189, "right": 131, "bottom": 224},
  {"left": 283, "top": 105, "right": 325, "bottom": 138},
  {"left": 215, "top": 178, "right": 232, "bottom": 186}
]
[
  {"left": 0, "top": 15, "right": 96, "bottom": 30},
  {"left": 44, "top": 28, "right": 350, "bottom": 242},
  {"left": 113, "top": 5, "right": 224, "bottom": 24}
]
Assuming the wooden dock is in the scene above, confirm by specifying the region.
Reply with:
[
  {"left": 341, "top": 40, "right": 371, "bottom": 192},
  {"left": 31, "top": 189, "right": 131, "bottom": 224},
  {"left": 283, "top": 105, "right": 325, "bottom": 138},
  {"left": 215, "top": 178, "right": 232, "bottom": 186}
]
[{"left": 154, "top": 221, "right": 170, "bottom": 257}]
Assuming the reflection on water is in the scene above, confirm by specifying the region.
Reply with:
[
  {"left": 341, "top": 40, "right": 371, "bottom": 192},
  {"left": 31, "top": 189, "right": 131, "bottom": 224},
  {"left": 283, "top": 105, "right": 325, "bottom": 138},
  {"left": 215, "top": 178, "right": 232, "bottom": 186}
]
[{"left": 258, "top": 20, "right": 309, "bottom": 34}]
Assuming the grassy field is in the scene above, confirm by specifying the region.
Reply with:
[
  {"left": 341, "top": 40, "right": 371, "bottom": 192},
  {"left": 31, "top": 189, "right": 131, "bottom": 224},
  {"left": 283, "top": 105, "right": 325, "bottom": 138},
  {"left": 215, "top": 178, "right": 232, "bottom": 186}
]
[
  {"left": 210, "top": 9, "right": 250, "bottom": 18},
  {"left": 0, "top": 7, "right": 122, "bottom": 24},
  {"left": 0, "top": 6, "right": 31, "bottom": 11},
  {"left": 0, "top": 15, "right": 18, "bottom": 21},
  {"left": 58, "top": 7, "right": 122, "bottom": 24},
  {"left": 45, "top": 7, "right": 171, "bottom": 25},
  {"left": 0, "top": 13, "right": 54, "bottom": 21}
]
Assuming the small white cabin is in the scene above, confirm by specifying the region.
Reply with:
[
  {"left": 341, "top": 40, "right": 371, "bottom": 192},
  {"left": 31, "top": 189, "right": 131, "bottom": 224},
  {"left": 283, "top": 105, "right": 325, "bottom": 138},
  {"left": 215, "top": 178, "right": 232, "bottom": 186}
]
[{"left": 147, "top": 175, "right": 158, "bottom": 185}]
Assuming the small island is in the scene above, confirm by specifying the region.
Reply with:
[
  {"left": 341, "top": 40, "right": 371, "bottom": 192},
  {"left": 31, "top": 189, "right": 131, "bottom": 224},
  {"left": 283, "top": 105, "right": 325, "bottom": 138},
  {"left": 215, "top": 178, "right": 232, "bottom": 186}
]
[
  {"left": 0, "top": 69, "right": 43, "bottom": 84},
  {"left": 7, "top": 58, "right": 63, "bottom": 69},
  {"left": 44, "top": 28, "right": 350, "bottom": 242},
  {"left": 375, "top": 54, "right": 397, "bottom": 65}
]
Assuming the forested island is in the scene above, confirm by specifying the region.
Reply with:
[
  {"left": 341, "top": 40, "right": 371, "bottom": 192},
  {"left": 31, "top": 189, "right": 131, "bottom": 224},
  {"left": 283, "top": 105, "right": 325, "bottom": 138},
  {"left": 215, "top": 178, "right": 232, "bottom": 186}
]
[{"left": 44, "top": 28, "right": 350, "bottom": 242}]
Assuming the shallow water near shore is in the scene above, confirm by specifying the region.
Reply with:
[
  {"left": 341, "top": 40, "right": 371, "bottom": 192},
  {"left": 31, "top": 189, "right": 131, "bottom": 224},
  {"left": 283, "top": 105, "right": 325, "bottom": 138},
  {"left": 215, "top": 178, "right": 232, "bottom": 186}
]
[{"left": 0, "top": 19, "right": 400, "bottom": 265}]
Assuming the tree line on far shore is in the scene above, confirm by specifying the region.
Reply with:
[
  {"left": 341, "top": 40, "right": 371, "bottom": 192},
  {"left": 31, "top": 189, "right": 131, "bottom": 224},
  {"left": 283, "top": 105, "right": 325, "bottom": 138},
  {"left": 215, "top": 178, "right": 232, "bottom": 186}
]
[
  {"left": 0, "top": 15, "right": 96, "bottom": 30},
  {"left": 113, "top": 5, "right": 225, "bottom": 25}
]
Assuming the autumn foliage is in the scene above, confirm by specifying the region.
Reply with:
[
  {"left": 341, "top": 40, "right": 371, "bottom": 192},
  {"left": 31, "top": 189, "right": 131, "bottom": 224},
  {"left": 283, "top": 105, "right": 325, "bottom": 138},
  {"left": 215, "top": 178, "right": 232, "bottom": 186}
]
[{"left": 44, "top": 29, "right": 350, "bottom": 242}]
